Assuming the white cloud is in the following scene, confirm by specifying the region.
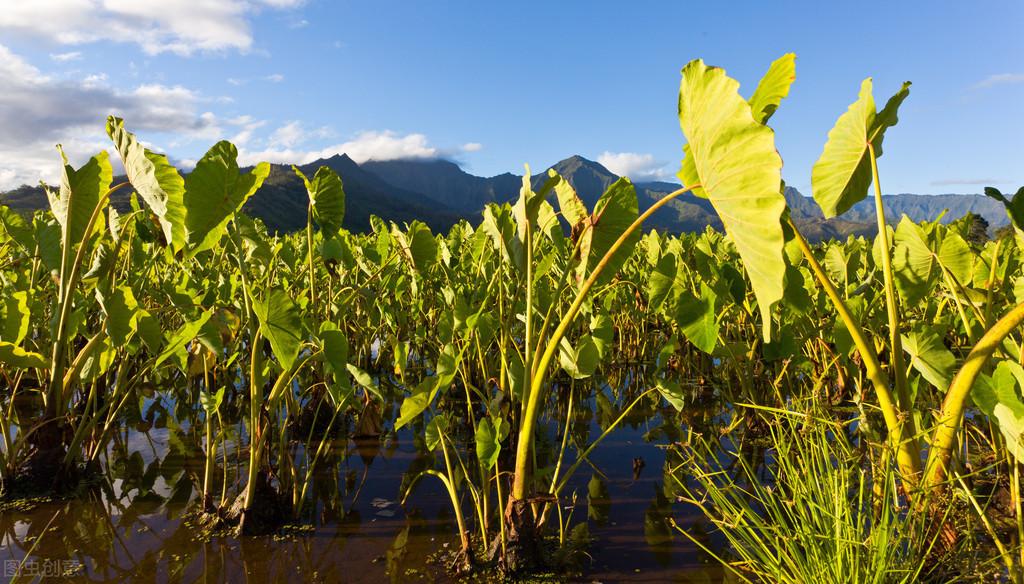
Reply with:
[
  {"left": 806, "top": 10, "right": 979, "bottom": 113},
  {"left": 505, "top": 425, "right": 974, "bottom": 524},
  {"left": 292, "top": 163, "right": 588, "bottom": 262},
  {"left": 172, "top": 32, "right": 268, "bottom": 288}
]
[
  {"left": 461, "top": 142, "right": 483, "bottom": 153},
  {"left": 0, "top": 44, "right": 243, "bottom": 189},
  {"left": 50, "top": 51, "right": 82, "bottom": 62},
  {"left": 227, "top": 74, "right": 285, "bottom": 86},
  {"left": 972, "top": 73, "right": 1024, "bottom": 90},
  {"left": 597, "top": 151, "right": 671, "bottom": 181},
  {"left": 0, "top": 0, "right": 304, "bottom": 56},
  {"left": 238, "top": 130, "right": 442, "bottom": 167}
]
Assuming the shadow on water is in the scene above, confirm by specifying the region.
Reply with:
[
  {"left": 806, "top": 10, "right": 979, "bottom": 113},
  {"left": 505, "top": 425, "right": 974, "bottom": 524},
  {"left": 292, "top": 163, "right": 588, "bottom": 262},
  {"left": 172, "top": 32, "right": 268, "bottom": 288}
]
[{"left": 0, "top": 371, "right": 729, "bottom": 582}]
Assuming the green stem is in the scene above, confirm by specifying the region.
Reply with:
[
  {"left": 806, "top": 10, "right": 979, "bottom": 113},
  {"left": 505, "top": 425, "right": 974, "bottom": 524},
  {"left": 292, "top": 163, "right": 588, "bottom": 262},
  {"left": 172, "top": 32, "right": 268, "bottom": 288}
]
[
  {"left": 511, "top": 185, "right": 697, "bottom": 501},
  {"left": 925, "top": 302, "right": 1024, "bottom": 490},
  {"left": 868, "top": 143, "right": 914, "bottom": 431},
  {"left": 787, "top": 216, "right": 921, "bottom": 484}
]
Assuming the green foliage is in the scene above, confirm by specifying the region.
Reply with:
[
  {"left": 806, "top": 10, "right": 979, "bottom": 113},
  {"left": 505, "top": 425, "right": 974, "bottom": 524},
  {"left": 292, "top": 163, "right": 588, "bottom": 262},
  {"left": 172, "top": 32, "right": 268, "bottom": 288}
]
[
  {"left": 811, "top": 79, "right": 911, "bottom": 218},
  {"left": 677, "top": 58, "right": 786, "bottom": 340}
]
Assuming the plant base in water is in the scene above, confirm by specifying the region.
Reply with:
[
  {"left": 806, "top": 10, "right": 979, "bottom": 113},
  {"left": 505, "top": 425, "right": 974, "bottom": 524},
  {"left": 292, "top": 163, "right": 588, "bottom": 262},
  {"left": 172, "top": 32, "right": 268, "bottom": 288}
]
[
  {"left": 501, "top": 497, "right": 543, "bottom": 574},
  {"left": 234, "top": 471, "right": 290, "bottom": 536},
  {"left": 5, "top": 420, "right": 79, "bottom": 497}
]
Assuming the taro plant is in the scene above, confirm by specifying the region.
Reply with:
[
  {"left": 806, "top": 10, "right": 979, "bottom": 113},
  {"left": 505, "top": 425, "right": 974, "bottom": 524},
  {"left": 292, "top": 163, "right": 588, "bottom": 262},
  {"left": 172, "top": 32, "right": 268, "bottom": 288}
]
[{"left": 673, "top": 54, "right": 1024, "bottom": 566}]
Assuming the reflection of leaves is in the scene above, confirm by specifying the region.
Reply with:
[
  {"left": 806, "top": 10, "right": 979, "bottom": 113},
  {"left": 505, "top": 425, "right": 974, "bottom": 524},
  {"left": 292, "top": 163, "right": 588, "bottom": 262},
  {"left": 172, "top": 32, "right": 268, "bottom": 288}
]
[
  {"left": 386, "top": 526, "right": 410, "bottom": 583},
  {"left": 644, "top": 484, "right": 673, "bottom": 565},
  {"left": 587, "top": 474, "right": 610, "bottom": 525}
]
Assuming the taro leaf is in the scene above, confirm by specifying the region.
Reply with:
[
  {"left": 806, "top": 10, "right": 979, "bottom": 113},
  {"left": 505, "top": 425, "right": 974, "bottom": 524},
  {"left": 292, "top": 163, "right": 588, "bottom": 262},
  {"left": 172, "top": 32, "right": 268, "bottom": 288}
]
[
  {"left": 590, "top": 314, "right": 614, "bottom": 359},
  {"left": 648, "top": 252, "right": 677, "bottom": 312},
  {"left": 155, "top": 311, "right": 212, "bottom": 369},
  {"left": 319, "top": 322, "right": 349, "bottom": 376},
  {"left": 106, "top": 116, "right": 186, "bottom": 249},
  {"left": 394, "top": 221, "right": 438, "bottom": 274},
  {"left": 136, "top": 310, "right": 163, "bottom": 353},
  {"left": 34, "top": 219, "right": 63, "bottom": 272},
  {"left": 0, "top": 343, "right": 47, "bottom": 369},
  {"left": 973, "top": 361, "right": 1024, "bottom": 462},
  {"left": 96, "top": 285, "right": 140, "bottom": 346},
  {"left": 679, "top": 54, "right": 795, "bottom": 199},
  {"left": 937, "top": 231, "right": 973, "bottom": 285},
  {"left": 536, "top": 199, "right": 564, "bottom": 245},
  {"left": 656, "top": 379, "right": 686, "bottom": 412},
  {"left": 397, "top": 376, "right": 438, "bottom": 432},
  {"left": 184, "top": 141, "right": 270, "bottom": 256},
  {"left": 476, "top": 417, "right": 510, "bottom": 469},
  {"left": 891, "top": 217, "right": 937, "bottom": 305},
  {"left": 481, "top": 204, "right": 521, "bottom": 267},
  {"left": 984, "top": 186, "right": 1024, "bottom": 231},
  {"left": 347, "top": 363, "right": 385, "bottom": 402},
  {"left": 252, "top": 289, "right": 304, "bottom": 371},
  {"left": 811, "top": 79, "right": 911, "bottom": 218},
  {"left": 902, "top": 326, "right": 955, "bottom": 392},
  {"left": 559, "top": 335, "right": 601, "bottom": 380},
  {"left": 199, "top": 386, "right": 225, "bottom": 417},
  {"left": 82, "top": 241, "right": 115, "bottom": 284},
  {"left": 674, "top": 283, "right": 718, "bottom": 354},
  {"left": 549, "top": 169, "right": 588, "bottom": 231},
  {"left": 0, "top": 206, "right": 32, "bottom": 250},
  {"left": 294, "top": 165, "right": 345, "bottom": 234},
  {"left": 425, "top": 414, "right": 449, "bottom": 452},
  {"left": 395, "top": 345, "right": 459, "bottom": 430},
  {"left": 748, "top": 53, "right": 797, "bottom": 124},
  {"left": 677, "top": 59, "right": 786, "bottom": 341},
  {"left": 512, "top": 166, "right": 546, "bottom": 248},
  {"left": 576, "top": 178, "right": 640, "bottom": 287},
  {"left": 49, "top": 147, "right": 112, "bottom": 245},
  {"left": 1, "top": 291, "right": 30, "bottom": 344}
]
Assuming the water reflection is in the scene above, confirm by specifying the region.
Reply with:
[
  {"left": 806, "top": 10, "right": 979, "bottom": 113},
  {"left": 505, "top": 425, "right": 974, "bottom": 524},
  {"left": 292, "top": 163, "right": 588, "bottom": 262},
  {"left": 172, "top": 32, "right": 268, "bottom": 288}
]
[{"left": 1, "top": 369, "right": 727, "bottom": 582}]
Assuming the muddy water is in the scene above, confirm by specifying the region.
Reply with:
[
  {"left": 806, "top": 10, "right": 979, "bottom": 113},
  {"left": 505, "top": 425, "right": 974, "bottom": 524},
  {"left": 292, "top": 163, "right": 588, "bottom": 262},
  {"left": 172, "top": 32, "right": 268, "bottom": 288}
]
[{"left": 0, "top": 382, "right": 725, "bottom": 582}]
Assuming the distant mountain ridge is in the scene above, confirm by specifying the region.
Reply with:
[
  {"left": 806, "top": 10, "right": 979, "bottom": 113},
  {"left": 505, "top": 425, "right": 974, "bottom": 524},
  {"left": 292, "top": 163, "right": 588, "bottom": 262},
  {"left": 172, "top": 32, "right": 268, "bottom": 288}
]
[{"left": 0, "top": 153, "right": 1008, "bottom": 241}]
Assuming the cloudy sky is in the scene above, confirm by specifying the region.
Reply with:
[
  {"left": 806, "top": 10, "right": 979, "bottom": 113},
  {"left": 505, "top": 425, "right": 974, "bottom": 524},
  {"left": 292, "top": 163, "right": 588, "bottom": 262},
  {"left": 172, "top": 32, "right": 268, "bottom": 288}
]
[{"left": 0, "top": 0, "right": 1021, "bottom": 194}]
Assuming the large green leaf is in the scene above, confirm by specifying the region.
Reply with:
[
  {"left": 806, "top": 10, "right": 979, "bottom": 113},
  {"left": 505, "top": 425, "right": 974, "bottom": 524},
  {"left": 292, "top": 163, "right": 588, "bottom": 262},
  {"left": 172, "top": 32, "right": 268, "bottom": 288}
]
[
  {"left": 252, "top": 288, "right": 304, "bottom": 371},
  {"left": 155, "top": 311, "right": 211, "bottom": 369},
  {"left": 902, "top": 326, "right": 955, "bottom": 392},
  {"left": 1, "top": 291, "right": 30, "bottom": 344},
  {"left": 106, "top": 117, "right": 186, "bottom": 249},
  {"left": 675, "top": 282, "right": 718, "bottom": 354},
  {"left": 559, "top": 335, "right": 601, "bottom": 379},
  {"left": 294, "top": 165, "right": 345, "bottom": 234},
  {"left": 394, "top": 221, "right": 438, "bottom": 275},
  {"left": 0, "top": 342, "right": 47, "bottom": 369},
  {"left": 647, "top": 252, "right": 677, "bottom": 312},
  {"left": 576, "top": 178, "right": 640, "bottom": 287},
  {"left": 184, "top": 141, "right": 269, "bottom": 256},
  {"left": 811, "top": 79, "right": 911, "bottom": 218},
  {"left": 395, "top": 345, "right": 459, "bottom": 430},
  {"left": 48, "top": 147, "right": 112, "bottom": 245},
  {"left": 984, "top": 186, "right": 1024, "bottom": 232},
  {"left": 679, "top": 54, "right": 795, "bottom": 199},
  {"left": 425, "top": 414, "right": 449, "bottom": 452},
  {"left": 748, "top": 53, "right": 797, "bottom": 124},
  {"left": 973, "top": 361, "right": 1024, "bottom": 462},
  {"left": 549, "top": 169, "right": 588, "bottom": 231},
  {"left": 475, "top": 417, "right": 510, "bottom": 469},
  {"left": 677, "top": 59, "right": 786, "bottom": 340},
  {"left": 95, "top": 285, "right": 140, "bottom": 346}
]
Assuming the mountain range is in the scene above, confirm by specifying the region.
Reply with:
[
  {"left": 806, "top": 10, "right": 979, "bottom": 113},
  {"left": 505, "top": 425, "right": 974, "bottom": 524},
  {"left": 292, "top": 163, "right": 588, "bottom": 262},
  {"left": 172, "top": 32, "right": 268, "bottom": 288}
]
[{"left": 0, "top": 154, "right": 1008, "bottom": 241}]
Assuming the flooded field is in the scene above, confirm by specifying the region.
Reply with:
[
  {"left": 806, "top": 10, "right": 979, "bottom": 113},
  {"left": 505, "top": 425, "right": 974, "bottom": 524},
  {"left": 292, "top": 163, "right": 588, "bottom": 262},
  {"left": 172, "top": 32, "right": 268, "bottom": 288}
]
[{"left": 1, "top": 378, "right": 726, "bottom": 582}]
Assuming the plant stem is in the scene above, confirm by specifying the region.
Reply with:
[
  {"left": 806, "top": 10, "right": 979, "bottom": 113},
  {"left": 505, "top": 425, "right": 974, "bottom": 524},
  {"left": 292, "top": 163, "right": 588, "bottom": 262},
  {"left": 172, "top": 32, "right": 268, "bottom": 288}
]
[
  {"left": 787, "top": 215, "right": 921, "bottom": 485},
  {"left": 511, "top": 185, "right": 697, "bottom": 501},
  {"left": 926, "top": 301, "right": 1024, "bottom": 489}
]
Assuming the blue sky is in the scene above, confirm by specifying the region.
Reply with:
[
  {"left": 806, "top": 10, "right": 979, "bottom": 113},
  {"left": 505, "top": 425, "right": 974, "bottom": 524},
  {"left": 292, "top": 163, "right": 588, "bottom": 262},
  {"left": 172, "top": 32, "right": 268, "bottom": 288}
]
[{"left": 0, "top": 1, "right": 1021, "bottom": 195}]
